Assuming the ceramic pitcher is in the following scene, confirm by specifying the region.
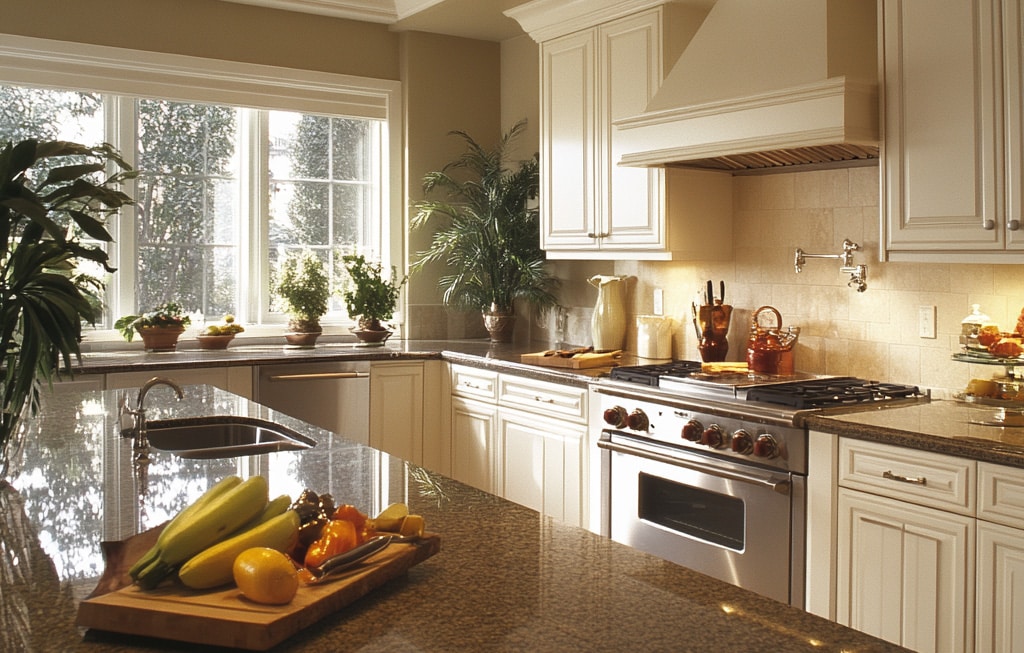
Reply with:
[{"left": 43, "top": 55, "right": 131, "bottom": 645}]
[{"left": 589, "top": 275, "right": 626, "bottom": 352}]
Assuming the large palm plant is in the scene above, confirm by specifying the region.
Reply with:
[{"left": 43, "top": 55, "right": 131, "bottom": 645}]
[
  {"left": 0, "top": 140, "right": 133, "bottom": 474},
  {"left": 411, "top": 120, "right": 558, "bottom": 340}
]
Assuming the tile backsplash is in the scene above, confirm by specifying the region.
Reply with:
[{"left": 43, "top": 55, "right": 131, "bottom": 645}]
[{"left": 542, "top": 165, "right": 1024, "bottom": 396}]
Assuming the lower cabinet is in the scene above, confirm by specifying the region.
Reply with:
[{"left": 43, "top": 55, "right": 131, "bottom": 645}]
[
  {"left": 448, "top": 364, "right": 588, "bottom": 528},
  {"left": 368, "top": 360, "right": 444, "bottom": 472},
  {"left": 836, "top": 488, "right": 974, "bottom": 653},
  {"left": 976, "top": 520, "right": 1024, "bottom": 652},
  {"left": 450, "top": 396, "right": 498, "bottom": 494},
  {"left": 497, "top": 409, "right": 584, "bottom": 527}
]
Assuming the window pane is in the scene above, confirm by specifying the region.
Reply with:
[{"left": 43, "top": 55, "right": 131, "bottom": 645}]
[
  {"left": 268, "top": 110, "right": 379, "bottom": 318},
  {"left": 135, "top": 100, "right": 239, "bottom": 316}
]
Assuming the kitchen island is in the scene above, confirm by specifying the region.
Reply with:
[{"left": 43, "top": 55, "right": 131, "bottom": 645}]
[{"left": 1, "top": 384, "right": 905, "bottom": 652}]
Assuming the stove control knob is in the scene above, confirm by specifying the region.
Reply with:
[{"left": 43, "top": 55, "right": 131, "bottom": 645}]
[
  {"left": 731, "top": 430, "right": 754, "bottom": 455},
  {"left": 603, "top": 406, "right": 628, "bottom": 428},
  {"left": 625, "top": 409, "right": 649, "bottom": 432},
  {"left": 681, "top": 419, "right": 704, "bottom": 442},
  {"left": 701, "top": 424, "right": 726, "bottom": 449},
  {"left": 753, "top": 434, "right": 779, "bottom": 459}
]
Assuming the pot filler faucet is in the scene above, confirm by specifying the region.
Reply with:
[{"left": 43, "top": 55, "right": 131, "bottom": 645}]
[
  {"left": 793, "top": 238, "right": 868, "bottom": 292},
  {"left": 119, "top": 376, "right": 184, "bottom": 460}
]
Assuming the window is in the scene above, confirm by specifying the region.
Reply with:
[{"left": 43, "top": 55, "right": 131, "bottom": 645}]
[{"left": 0, "top": 35, "right": 402, "bottom": 335}]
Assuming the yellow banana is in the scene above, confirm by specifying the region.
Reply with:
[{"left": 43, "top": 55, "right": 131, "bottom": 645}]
[
  {"left": 136, "top": 475, "right": 269, "bottom": 589},
  {"left": 129, "top": 475, "right": 242, "bottom": 580},
  {"left": 178, "top": 510, "right": 300, "bottom": 589}
]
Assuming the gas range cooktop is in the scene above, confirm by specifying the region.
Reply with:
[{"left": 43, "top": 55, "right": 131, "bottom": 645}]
[{"left": 608, "top": 360, "right": 926, "bottom": 411}]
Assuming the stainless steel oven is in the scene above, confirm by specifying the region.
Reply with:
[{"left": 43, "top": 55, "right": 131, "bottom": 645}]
[
  {"left": 596, "top": 384, "right": 807, "bottom": 606},
  {"left": 594, "top": 363, "right": 926, "bottom": 609}
]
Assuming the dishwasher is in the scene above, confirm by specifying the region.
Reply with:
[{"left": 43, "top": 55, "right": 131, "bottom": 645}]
[{"left": 255, "top": 361, "right": 370, "bottom": 445}]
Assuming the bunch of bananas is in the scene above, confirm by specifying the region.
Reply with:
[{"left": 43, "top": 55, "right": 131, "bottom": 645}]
[{"left": 129, "top": 475, "right": 299, "bottom": 590}]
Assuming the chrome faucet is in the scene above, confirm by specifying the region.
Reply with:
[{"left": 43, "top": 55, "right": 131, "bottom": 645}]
[{"left": 119, "top": 377, "right": 184, "bottom": 460}]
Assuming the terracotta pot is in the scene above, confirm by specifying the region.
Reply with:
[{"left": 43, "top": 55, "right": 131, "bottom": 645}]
[
  {"left": 482, "top": 305, "right": 516, "bottom": 343},
  {"left": 285, "top": 319, "right": 322, "bottom": 347},
  {"left": 196, "top": 334, "right": 235, "bottom": 350},
  {"left": 137, "top": 325, "right": 185, "bottom": 352},
  {"left": 352, "top": 327, "right": 392, "bottom": 345}
]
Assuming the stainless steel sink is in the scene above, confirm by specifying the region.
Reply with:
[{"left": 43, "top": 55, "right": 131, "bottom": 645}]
[{"left": 145, "top": 418, "right": 316, "bottom": 459}]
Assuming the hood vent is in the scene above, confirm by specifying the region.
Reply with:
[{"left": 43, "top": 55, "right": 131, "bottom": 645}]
[{"left": 616, "top": 0, "right": 879, "bottom": 173}]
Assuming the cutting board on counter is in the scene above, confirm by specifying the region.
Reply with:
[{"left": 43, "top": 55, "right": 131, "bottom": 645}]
[
  {"left": 521, "top": 349, "right": 621, "bottom": 369},
  {"left": 76, "top": 533, "right": 441, "bottom": 651}
]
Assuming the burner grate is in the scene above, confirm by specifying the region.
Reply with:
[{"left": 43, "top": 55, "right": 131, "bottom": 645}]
[
  {"left": 745, "top": 377, "right": 923, "bottom": 409},
  {"left": 609, "top": 361, "right": 702, "bottom": 387}
]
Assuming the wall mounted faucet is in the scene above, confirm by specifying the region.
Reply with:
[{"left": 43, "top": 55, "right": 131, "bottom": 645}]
[{"left": 794, "top": 238, "right": 868, "bottom": 292}]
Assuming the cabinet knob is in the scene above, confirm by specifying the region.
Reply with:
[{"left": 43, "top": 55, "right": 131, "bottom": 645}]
[
  {"left": 983, "top": 219, "right": 996, "bottom": 230},
  {"left": 1009, "top": 219, "right": 1021, "bottom": 231}
]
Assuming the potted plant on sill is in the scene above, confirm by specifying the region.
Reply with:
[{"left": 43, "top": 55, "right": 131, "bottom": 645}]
[
  {"left": 114, "top": 301, "right": 192, "bottom": 352},
  {"left": 275, "top": 249, "right": 329, "bottom": 347},
  {"left": 0, "top": 139, "right": 134, "bottom": 477},
  {"left": 411, "top": 119, "right": 558, "bottom": 343},
  {"left": 341, "top": 254, "right": 405, "bottom": 345}
]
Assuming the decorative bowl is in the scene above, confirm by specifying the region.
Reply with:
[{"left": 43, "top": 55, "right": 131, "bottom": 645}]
[{"left": 197, "top": 334, "right": 235, "bottom": 350}]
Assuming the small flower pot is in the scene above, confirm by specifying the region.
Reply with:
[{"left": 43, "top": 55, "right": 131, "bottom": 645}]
[{"left": 137, "top": 325, "right": 186, "bottom": 352}]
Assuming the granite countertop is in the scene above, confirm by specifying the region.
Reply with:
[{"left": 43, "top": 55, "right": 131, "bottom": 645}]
[
  {"left": 74, "top": 338, "right": 1024, "bottom": 467},
  {"left": 804, "top": 398, "right": 1024, "bottom": 468},
  {"left": 1, "top": 385, "right": 906, "bottom": 652}
]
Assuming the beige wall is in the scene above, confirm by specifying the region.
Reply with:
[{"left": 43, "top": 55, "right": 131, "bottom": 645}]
[{"left": 0, "top": 0, "right": 400, "bottom": 80}]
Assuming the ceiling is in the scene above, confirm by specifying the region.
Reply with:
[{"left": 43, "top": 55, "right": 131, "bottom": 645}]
[{"left": 218, "top": 0, "right": 531, "bottom": 41}]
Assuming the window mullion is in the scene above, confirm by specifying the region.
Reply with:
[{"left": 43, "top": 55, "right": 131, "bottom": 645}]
[{"left": 109, "top": 95, "right": 137, "bottom": 320}]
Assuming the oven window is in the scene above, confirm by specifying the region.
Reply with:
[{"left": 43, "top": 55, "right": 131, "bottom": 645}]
[{"left": 637, "top": 473, "right": 744, "bottom": 551}]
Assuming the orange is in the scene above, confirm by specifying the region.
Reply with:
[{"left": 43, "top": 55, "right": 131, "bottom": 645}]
[{"left": 232, "top": 547, "right": 299, "bottom": 605}]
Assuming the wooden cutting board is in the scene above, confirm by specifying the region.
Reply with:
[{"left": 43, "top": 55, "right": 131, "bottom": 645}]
[
  {"left": 76, "top": 533, "right": 441, "bottom": 651},
  {"left": 521, "top": 350, "right": 622, "bottom": 369}
]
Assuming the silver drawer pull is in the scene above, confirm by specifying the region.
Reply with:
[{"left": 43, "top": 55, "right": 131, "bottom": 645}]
[
  {"left": 461, "top": 381, "right": 487, "bottom": 390},
  {"left": 883, "top": 470, "right": 927, "bottom": 486},
  {"left": 533, "top": 395, "right": 556, "bottom": 403}
]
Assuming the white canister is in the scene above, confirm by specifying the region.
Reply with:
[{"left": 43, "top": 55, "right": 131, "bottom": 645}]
[{"left": 636, "top": 315, "right": 673, "bottom": 360}]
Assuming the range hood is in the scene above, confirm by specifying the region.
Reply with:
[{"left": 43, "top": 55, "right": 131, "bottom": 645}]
[{"left": 616, "top": 0, "right": 879, "bottom": 173}]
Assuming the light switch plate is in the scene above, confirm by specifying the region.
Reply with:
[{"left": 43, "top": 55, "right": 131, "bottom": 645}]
[
  {"left": 918, "top": 305, "right": 937, "bottom": 339},
  {"left": 653, "top": 288, "right": 664, "bottom": 315}
]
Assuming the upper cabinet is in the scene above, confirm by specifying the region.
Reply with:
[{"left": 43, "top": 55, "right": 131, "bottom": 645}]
[
  {"left": 883, "top": 0, "right": 1024, "bottom": 262},
  {"left": 513, "top": 0, "right": 732, "bottom": 260}
]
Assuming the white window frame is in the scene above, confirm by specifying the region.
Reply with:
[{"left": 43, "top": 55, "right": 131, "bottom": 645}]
[{"left": 0, "top": 34, "right": 403, "bottom": 338}]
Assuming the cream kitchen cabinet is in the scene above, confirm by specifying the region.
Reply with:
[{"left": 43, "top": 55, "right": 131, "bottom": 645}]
[
  {"left": 976, "top": 462, "right": 1024, "bottom": 652},
  {"left": 369, "top": 360, "right": 444, "bottom": 473},
  {"left": 448, "top": 364, "right": 588, "bottom": 527},
  {"left": 882, "top": 0, "right": 1024, "bottom": 261},
  {"left": 835, "top": 438, "right": 976, "bottom": 653},
  {"left": 534, "top": 4, "right": 731, "bottom": 260}
]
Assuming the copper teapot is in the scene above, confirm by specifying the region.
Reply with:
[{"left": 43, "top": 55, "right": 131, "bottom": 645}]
[{"left": 746, "top": 306, "right": 800, "bottom": 375}]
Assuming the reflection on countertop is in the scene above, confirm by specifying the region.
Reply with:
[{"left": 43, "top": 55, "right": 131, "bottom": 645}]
[{"left": 0, "top": 385, "right": 905, "bottom": 652}]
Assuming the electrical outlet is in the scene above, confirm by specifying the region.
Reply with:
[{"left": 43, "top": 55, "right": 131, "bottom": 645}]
[
  {"left": 653, "top": 288, "right": 664, "bottom": 315},
  {"left": 918, "top": 305, "right": 937, "bottom": 339}
]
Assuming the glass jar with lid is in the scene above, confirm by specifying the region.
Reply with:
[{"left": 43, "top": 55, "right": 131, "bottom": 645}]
[{"left": 960, "top": 304, "right": 991, "bottom": 349}]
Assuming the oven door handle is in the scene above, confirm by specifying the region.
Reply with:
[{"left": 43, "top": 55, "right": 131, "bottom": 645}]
[{"left": 597, "top": 438, "right": 791, "bottom": 496}]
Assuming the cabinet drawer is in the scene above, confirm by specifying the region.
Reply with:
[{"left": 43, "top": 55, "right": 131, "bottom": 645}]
[
  {"left": 838, "top": 438, "right": 975, "bottom": 515},
  {"left": 978, "top": 462, "right": 1024, "bottom": 529},
  {"left": 498, "top": 375, "right": 587, "bottom": 423},
  {"left": 450, "top": 365, "right": 498, "bottom": 402}
]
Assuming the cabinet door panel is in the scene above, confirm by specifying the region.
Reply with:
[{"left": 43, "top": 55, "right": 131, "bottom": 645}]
[
  {"left": 541, "top": 30, "right": 596, "bottom": 249},
  {"left": 450, "top": 397, "right": 497, "bottom": 494},
  {"left": 369, "top": 363, "right": 423, "bottom": 464},
  {"left": 884, "top": 0, "right": 1002, "bottom": 250},
  {"left": 837, "top": 489, "right": 974, "bottom": 653},
  {"left": 600, "top": 11, "right": 662, "bottom": 248},
  {"left": 977, "top": 520, "right": 1024, "bottom": 652}
]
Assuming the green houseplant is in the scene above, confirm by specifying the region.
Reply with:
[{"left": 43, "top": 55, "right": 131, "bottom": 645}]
[
  {"left": 275, "top": 249, "right": 330, "bottom": 346},
  {"left": 341, "top": 254, "right": 405, "bottom": 342},
  {"left": 0, "top": 139, "right": 134, "bottom": 475},
  {"left": 411, "top": 119, "right": 558, "bottom": 342},
  {"left": 114, "top": 301, "right": 191, "bottom": 351}
]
